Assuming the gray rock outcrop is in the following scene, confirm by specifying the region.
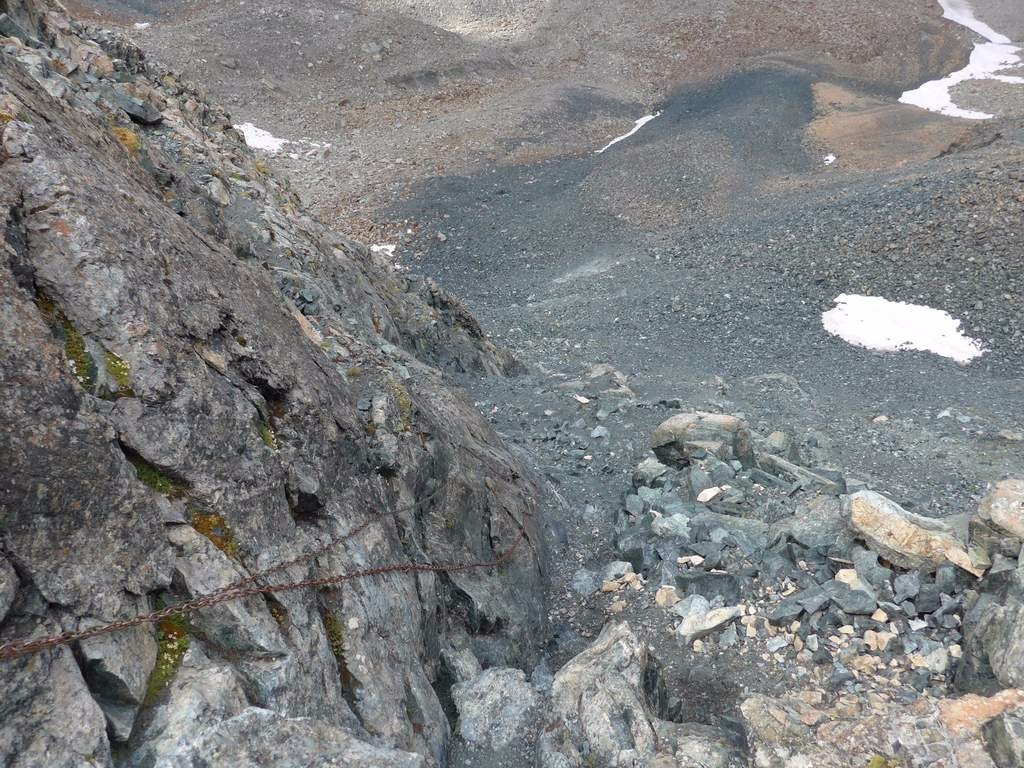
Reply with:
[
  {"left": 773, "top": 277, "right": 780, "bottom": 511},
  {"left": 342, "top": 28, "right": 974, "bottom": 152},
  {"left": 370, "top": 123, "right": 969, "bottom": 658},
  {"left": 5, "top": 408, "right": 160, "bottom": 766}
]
[{"left": 0, "top": 2, "right": 544, "bottom": 765}]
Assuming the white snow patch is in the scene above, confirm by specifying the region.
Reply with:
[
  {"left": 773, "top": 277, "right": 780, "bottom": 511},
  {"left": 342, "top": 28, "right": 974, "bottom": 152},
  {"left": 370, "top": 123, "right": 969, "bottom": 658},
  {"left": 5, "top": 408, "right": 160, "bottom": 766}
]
[
  {"left": 823, "top": 154, "right": 837, "bottom": 165},
  {"left": 899, "top": 0, "right": 1024, "bottom": 120},
  {"left": 234, "top": 123, "right": 332, "bottom": 156},
  {"left": 596, "top": 111, "right": 662, "bottom": 154},
  {"left": 822, "top": 294, "right": 986, "bottom": 364},
  {"left": 370, "top": 244, "right": 397, "bottom": 259},
  {"left": 937, "top": 0, "right": 1009, "bottom": 43},
  {"left": 234, "top": 122, "right": 290, "bottom": 153},
  {"left": 133, "top": 22, "right": 151, "bottom": 30},
  {"left": 371, "top": 243, "right": 407, "bottom": 271}
]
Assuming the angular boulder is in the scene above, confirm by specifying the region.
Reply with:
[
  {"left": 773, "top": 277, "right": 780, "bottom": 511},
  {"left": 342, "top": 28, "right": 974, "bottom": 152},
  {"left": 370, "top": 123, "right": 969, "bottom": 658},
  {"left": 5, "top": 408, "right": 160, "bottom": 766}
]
[
  {"left": 959, "top": 576, "right": 1024, "bottom": 690},
  {"left": 652, "top": 412, "right": 754, "bottom": 469},
  {"left": 677, "top": 604, "right": 745, "bottom": 645},
  {"left": 845, "top": 491, "right": 983, "bottom": 576}
]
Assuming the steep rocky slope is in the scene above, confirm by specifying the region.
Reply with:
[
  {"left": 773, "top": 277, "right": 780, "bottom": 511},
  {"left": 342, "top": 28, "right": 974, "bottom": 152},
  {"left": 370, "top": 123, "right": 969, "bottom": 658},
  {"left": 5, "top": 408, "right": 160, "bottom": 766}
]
[{"left": 0, "top": 1, "right": 544, "bottom": 765}]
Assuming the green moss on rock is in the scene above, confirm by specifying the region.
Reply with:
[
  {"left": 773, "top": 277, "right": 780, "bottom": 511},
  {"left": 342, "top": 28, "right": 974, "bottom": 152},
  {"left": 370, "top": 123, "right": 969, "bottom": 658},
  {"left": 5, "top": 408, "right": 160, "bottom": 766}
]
[
  {"left": 144, "top": 613, "right": 189, "bottom": 705},
  {"left": 127, "top": 452, "right": 186, "bottom": 497}
]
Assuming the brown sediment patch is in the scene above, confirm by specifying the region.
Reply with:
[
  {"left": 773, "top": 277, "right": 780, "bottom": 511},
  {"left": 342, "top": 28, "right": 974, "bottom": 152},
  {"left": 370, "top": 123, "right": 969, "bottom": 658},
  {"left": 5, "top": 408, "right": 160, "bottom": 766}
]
[{"left": 806, "top": 82, "right": 979, "bottom": 171}]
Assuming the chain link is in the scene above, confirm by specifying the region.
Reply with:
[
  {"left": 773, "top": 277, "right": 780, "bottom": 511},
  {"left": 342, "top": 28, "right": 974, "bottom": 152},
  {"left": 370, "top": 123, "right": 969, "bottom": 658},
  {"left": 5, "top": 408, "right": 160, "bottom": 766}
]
[
  {"left": 0, "top": 518, "right": 528, "bottom": 662},
  {"left": 0, "top": 456, "right": 533, "bottom": 663}
]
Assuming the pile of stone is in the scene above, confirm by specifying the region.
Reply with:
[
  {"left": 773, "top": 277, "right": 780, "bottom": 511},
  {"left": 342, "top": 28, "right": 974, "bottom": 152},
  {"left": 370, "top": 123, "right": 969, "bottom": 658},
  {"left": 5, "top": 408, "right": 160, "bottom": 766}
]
[{"left": 589, "top": 410, "right": 1024, "bottom": 706}]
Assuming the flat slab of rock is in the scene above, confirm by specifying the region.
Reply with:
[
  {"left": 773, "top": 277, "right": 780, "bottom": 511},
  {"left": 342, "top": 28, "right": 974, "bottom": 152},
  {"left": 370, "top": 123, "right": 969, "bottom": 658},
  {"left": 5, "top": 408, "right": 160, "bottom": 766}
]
[{"left": 846, "top": 490, "right": 983, "bottom": 577}]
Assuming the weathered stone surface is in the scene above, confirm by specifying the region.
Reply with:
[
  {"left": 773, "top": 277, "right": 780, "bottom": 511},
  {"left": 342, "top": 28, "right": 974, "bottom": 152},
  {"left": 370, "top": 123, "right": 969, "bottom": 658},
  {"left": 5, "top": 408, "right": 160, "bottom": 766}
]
[
  {"left": 77, "top": 618, "right": 157, "bottom": 742},
  {"left": 0, "top": 640, "right": 111, "bottom": 768},
  {"left": 634, "top": 455, "right": 670, "bottom": 488},
  {"left": 652, "top": 720, "right": 745, "bottom": 768},
  {"left": 128, "top": 646, "right": 249, "bottom": 767},
  {"left": 983, "top": 705, "right": 1024, "bottom": 768},
  {"left": 451, "top": 667, "right": 538, "bottom": 750},
  {"left": 742, "top": 688, "right": 1023, "bottom": 768},
  {"left": 652, "top": 412, "right": 754, "bottom": 468},
  {"left": 846, "top": 490, "right": 982, "bottom": 576},
  {"left": 547, "top": 622, "right": 663, "bottom": 764},
  {"left": 156, "top": 707, "right": 425, "bottom": 768},
  {"left": 773, "top": 494, "right": 846, "bottom": 549},
  {"left": 757, "top": 453, "right": 846, "bottom": 495},
  {"left": 439, "top": 627, "right": 482, "bottom": 686},
  {"left": 651, "top": 512, "right": 691, "bottom": 538},
  {"left": 165, "top": 525, "right": 287, "bottom": 656},
  {"left": 960, "top": 577, "right": 1024, "bottom": 690}
]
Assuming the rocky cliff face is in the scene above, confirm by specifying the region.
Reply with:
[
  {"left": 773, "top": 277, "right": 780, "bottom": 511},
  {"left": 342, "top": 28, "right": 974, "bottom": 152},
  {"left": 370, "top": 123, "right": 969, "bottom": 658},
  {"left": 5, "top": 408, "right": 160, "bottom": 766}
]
[{"left": 0, "top": 1, "right": 544, "bottom": 765}]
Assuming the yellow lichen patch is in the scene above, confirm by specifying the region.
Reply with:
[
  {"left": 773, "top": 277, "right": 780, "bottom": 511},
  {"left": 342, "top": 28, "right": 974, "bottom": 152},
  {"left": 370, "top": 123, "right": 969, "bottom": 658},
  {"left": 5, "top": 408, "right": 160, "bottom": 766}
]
[
  {"left": 268, "top": 600, "right": 290, "bottom": 631},
  {"left": 865, "top": 757, "right": 903, "bottom": 768},
  {"left": 104, "top": 351, "right": 134, "bottom": 397},
  {"left": 111, "top": 125, "right": 141, "bottom": 157},
  {"left": 254, "top": 160, "right": 269, "bottom": 176},
  {"left": 259, "top": 422, "right": 278, "bottom": 450},
  {"left": 0, "top": 110, "right": 13, "bottom": 125},
  {"left": 144, "top": 614, "right": 189, "bottom": 705},
  {"left": 190, "top": 510, "right": 239, "bottom": 558}
]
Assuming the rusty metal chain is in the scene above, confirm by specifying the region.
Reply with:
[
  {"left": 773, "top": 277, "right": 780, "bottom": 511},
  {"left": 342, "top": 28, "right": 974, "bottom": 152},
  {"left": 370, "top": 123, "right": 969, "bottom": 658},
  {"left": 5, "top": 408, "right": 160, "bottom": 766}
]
[{"left": 0, "top": 453, "right": 532, "bottom": 663}]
